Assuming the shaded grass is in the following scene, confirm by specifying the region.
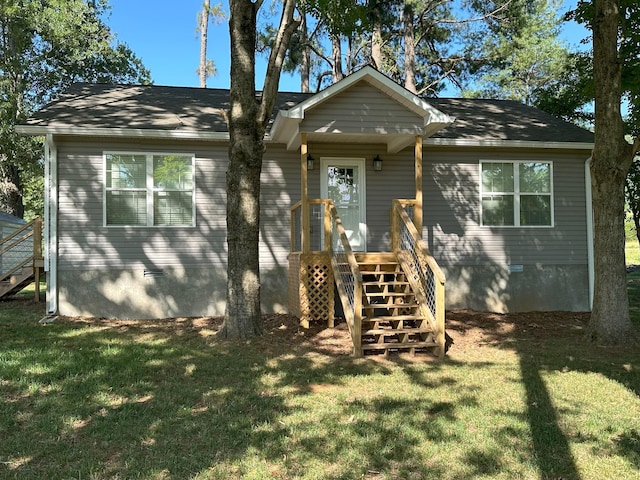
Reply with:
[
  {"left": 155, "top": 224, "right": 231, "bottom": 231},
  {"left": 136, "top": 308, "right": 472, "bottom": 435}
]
[{"left": 1, "top": 291, "right": 640, "bottom": 478}]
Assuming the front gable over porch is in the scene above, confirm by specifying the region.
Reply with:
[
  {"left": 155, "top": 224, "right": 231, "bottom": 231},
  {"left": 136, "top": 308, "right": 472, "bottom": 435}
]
[{"left": 270, "top": 66, "right": 454, "bottom": 153}]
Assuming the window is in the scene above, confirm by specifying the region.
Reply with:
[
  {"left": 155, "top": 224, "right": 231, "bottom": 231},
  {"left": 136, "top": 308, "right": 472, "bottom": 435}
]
[
  {"left": 105, "top": 153, "right": 195, "bottom": 226},
  {"left": 480, "top": 161, "right": 553, "bottom": 227}
]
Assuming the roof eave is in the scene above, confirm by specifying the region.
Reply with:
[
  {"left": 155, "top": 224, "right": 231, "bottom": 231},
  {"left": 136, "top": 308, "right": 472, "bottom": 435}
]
[
  {"left": 15, "top": 125, "right": 231, "bottom": 141},
  {"left": 425, "top": 137, "right": 595, "bottom": 150}
]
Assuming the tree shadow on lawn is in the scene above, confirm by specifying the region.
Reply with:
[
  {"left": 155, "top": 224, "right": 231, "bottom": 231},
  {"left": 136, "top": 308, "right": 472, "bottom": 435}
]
[
  {"left": 446, "top": 309, "right": 640, "bottom": 480},
  {"left": 0, "top": 314, "right": 473, "bottom": 479},
  {"left": 3, "top": 310, "right": 640, "bottom": 479}
]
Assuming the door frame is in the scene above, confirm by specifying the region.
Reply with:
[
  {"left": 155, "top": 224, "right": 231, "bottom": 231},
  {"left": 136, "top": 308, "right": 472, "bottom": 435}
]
[{"left": 320, "top": 157, "right": 367, "bottom": 252}]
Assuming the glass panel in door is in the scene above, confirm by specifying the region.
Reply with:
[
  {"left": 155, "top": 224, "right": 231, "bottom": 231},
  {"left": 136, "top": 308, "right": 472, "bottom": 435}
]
[{"left": 322, "top": 159, "right": 366, "bottom": 251}]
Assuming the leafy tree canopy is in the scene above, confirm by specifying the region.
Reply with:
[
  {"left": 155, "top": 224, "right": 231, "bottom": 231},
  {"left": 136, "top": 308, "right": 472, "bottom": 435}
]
[{"left": 1, "top": 0, "right": 150, "bottom": 218}]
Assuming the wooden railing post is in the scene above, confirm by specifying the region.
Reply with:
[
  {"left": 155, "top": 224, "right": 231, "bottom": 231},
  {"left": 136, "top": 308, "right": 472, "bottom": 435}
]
[
  {"left": 414, "top": 135, "right": 423, "bottom": 238},
  {"left": 301, "top": 133, "right": 310, "bottom": 253},
  {"left": 353, "top": 278, "right": 363, "bottom": 357},
  {"left": 33, "top": 218, "right": 43, "bottom": 302},
  {"left": 390, "top": 200, "right": 399, "bottom": 252},
  {"left": 436, "top": 281, "right": 445, "bottom": 358},
  {"left": 323, "top": 200, "right": 332, "bottom": 251}
]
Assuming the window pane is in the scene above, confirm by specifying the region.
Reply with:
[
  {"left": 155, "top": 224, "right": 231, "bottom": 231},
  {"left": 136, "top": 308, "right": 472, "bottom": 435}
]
[
  {"left": 482, "top": 195, "right": 514, "bottom": 226},
  {"left": 521, "top": 195, "right": 551, "bottom": 225},
  {"left": 106, "top": 191, "right": 147, "bottom": 225},
  {"left": 153, "top": 155, "right": 193, "bottom": 189},
  {"left": 520, "top": 162, "right": 550, "bottom": 193},
  {"left": 154, "top": 191, "right": 193, "bottom": 225},
  {"left": 106, "top": 154, "right": 147, "bottom": 188},
  {"left": 482, "top": 163, "right": 514, "bottom": 193},
  {"left": 328, "top": 167, "right": 359, "bottom": 205}
]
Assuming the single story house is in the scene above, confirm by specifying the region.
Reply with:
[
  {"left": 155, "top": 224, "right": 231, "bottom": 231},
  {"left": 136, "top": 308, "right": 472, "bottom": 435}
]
[{"left": 17, "top": 67, "right": 594, "bottom": 342}]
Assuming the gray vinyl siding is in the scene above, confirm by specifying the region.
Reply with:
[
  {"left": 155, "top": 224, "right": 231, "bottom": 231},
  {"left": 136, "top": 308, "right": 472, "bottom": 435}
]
[
  {"left": 302, "top": 143, "right": 417, "bottom": 252},
  {"left": 300, "top": 81, "right": 424, "bottom": 135},
  {"left": 56, "top": 139, "right": 300, "bottom": 273},
  {"left": 423, "top": 149, "right": 589, "bottom": 267}
]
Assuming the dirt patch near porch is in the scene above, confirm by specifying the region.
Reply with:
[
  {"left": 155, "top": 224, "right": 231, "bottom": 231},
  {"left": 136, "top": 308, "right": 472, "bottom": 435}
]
[{"left": 55, "top": 309, "right": 594, "bottom": 359}]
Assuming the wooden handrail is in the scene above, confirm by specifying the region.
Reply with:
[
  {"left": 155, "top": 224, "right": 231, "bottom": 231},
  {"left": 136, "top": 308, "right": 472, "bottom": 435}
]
[
  {"left": 393, "top": 202, "right": 446, "bottom": 285},
  {"left": 327, "top": 200, "right": 363, "bottom": 357},
  {"left": 392, "top": 200, "right": 446, "bottom": 358}
]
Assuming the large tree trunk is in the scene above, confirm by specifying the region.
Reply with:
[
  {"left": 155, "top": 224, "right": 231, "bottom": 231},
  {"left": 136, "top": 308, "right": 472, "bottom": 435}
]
[
  {"left": 403, "top": 2, "right": 416, "bottom": 94},
  {"left": 220, "top": 0, "right": 263, "bottom": 338},
  {"left": 331, "top": 34, "right": 344, "bottom": 82},
  {"left": 300, "top": 12, "right": 310, "bottom": 93},
  {"left": 371, "top": 17, "right": 383, "bottom": 69},
  {"left": 220, "top": 0, "right": 298, "bottom": 339},
  {"left": 588, "top": 0, "right": 637, "bottom": 344},
  {"left": 198, "top": 0, "right": 210, "bottom": 87},
  {"left": 0, "top": 162, "right": 24, "bottom": 218}
]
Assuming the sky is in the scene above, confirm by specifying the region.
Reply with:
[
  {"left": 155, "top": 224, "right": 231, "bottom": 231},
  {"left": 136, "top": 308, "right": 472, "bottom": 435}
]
[{"left": 106, "top": 0, "right": 590, "bottom": 94}]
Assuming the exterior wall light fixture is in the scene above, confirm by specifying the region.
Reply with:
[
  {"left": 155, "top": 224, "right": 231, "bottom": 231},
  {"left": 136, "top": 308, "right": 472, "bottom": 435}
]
[
  {"left": 373, "top": 155, "right": 383, "bottom": 171},
  {"left": 307, "top": 154, "right": 315, "bottom": 170}
]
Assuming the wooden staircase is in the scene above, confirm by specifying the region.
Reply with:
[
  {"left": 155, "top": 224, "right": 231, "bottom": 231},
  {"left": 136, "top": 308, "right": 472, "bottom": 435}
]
[
  {"left": 0, "top": 218, "right": 43, "bottom": 301},
  {"left": 0, "top": 267, "right": 37, "bottom": 299},
  {"left": 357, "top": 253, "right": 439, "bottom": 356}
]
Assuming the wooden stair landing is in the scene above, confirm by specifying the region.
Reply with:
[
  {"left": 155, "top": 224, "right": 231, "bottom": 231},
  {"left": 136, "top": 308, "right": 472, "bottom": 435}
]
[{"left": 356, "top": 253, "right": 437, "bottom": 356}]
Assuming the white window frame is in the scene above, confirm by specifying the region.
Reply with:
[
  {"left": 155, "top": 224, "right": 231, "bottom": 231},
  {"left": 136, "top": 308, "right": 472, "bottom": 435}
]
[
  {"left": 103, "top": 151, "right": 196, "bottom": 227},
  {"left": 479, "top": 160, "right": 554, "bottom": 227}
]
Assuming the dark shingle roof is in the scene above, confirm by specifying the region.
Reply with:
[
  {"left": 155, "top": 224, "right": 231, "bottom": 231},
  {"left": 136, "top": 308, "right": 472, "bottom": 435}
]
[
  {"left": 24, "top": 83, "right": 593, "bottom": 144},
  {"left": 429, "top": 98, "right": 594, "bottom": 143}
]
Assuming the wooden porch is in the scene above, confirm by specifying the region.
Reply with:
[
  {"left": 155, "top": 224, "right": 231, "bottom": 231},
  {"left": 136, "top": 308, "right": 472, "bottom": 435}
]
[{"left": 288, "top": 134, "right": 446, "bottom": 358}]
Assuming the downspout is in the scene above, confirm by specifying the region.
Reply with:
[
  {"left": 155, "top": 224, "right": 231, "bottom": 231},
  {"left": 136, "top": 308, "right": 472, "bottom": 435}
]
[
  {"left": 44, "top": 134, "right": 58, "bottom": 315},
  {"left": 585, "top": 156, "right": 594, "bottom": 309}
]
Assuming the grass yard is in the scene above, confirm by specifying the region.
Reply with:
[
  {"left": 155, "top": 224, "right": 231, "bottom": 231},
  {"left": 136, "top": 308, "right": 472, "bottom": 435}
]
[{"left": 1, "top": 286, "right": 640, "bottom": 479}]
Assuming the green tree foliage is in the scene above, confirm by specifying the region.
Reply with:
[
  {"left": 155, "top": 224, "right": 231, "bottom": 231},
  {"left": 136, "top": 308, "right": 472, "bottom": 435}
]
[
  {"left": 463, "top": 0, "right": 572, "bottom": 106},
  {"left": 0, "top": 0, "right": 150, "bottom": 219},
  {"left": 262, "top": 0, "right": 531, "bottom": 96}
]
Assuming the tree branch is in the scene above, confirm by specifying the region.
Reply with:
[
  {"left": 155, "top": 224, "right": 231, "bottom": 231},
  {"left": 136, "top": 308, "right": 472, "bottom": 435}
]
[{"left": 258, "top": 0, "right": 299, "bottom": 128}]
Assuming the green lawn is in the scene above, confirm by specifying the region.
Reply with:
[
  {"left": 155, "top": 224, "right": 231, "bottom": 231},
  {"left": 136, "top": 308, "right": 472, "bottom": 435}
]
[
  {"left": 625, "top": 219, "right": 640, "bottom": 265},
  {"left": 1, "top": 284, "right": 639, "bottom": 479}
]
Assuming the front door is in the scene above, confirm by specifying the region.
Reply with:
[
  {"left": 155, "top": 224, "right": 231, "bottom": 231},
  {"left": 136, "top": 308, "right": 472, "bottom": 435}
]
[{"left": 320, "top": 158, "right": 367, "bottom": 252}]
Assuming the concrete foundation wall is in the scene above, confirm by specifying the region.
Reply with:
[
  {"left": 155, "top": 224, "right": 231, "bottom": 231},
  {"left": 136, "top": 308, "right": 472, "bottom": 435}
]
[
  {"left": 443, "top": 264, "right": 590, "bottom": 313},
  {"left": 58, "top": 266, "right": 289, "bottom": 319}
]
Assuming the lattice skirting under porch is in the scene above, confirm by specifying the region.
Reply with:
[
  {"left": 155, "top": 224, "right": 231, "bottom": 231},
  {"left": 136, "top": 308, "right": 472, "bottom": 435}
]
[{"left": 288, "top": 252, "right": 335, "bottom": 328}]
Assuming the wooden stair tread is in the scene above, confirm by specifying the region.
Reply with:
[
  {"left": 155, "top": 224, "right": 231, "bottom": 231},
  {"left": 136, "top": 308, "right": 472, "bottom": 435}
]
[
  {"left": 362, "top": 302, "right": 419, "bottom": 309},
  {"left": 362, "top": 314, "right": 425, "bottom": 322},
  {"left": 363, "top": 328, "right": 433, "bottom": 335},
  {"left": 362, "top": 341, "right": 439, "bottom": 351},
  {"left": 364, "top": 291, "right": 413, "bottom": 297},
  {"left": 362, "top": 280, "right": 409, "bottom": 285}
]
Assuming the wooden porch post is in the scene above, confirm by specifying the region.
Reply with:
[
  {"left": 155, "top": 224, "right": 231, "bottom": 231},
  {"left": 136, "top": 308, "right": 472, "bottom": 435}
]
[
  {"left": 414, "top": 135, "right": 423, "bottom": 237},
  {"left": 33, "top": 218, "right": 43, "bottom": 302},
  {"left": 301, "top": 132, "right": 310, "bottom": 253}
]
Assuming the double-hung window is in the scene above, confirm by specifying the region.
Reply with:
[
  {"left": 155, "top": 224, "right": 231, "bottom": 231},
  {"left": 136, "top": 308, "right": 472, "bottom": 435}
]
[
  {"left": 480, "top": 161, "right": 553, "bottom": 227},
  {"left": 105, "top": 152, "right": 195, "bottom": 226}
]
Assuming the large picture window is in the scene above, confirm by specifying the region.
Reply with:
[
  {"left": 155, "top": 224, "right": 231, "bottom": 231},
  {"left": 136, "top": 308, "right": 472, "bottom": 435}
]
[
  {"left": 105, "top": 153, "right": 195, "bottom": 226},
  {"left": 480, "top": 161, "right": 553, "bottom": 227}
]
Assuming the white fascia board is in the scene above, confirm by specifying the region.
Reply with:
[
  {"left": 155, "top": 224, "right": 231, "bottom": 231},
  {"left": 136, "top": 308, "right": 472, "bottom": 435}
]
[
  {"left": 16, "top": 125, "right": 230, "bottom": 141},
  {"left": 424, "top": 119, "right": 456, "bottom": 139},
  {"left": 386, "top": 136, "right": 414, "bottom": 154},
  {"left": 425, "top": 137, "right": 595, "bottom": 150}
]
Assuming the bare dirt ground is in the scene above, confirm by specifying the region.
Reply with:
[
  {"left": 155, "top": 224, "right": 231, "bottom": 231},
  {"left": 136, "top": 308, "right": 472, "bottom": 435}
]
[{"left": 58, "top": 309, "right": 594, "bottom": 359}]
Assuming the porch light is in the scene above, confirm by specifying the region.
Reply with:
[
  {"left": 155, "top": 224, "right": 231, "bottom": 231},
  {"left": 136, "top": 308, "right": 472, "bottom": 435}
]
[
  {"left": 307, "top": 154, "right": 315, "bottom": 170},
  {"left": 373, "top": 155, "right": 383, "bottom": 171}
]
